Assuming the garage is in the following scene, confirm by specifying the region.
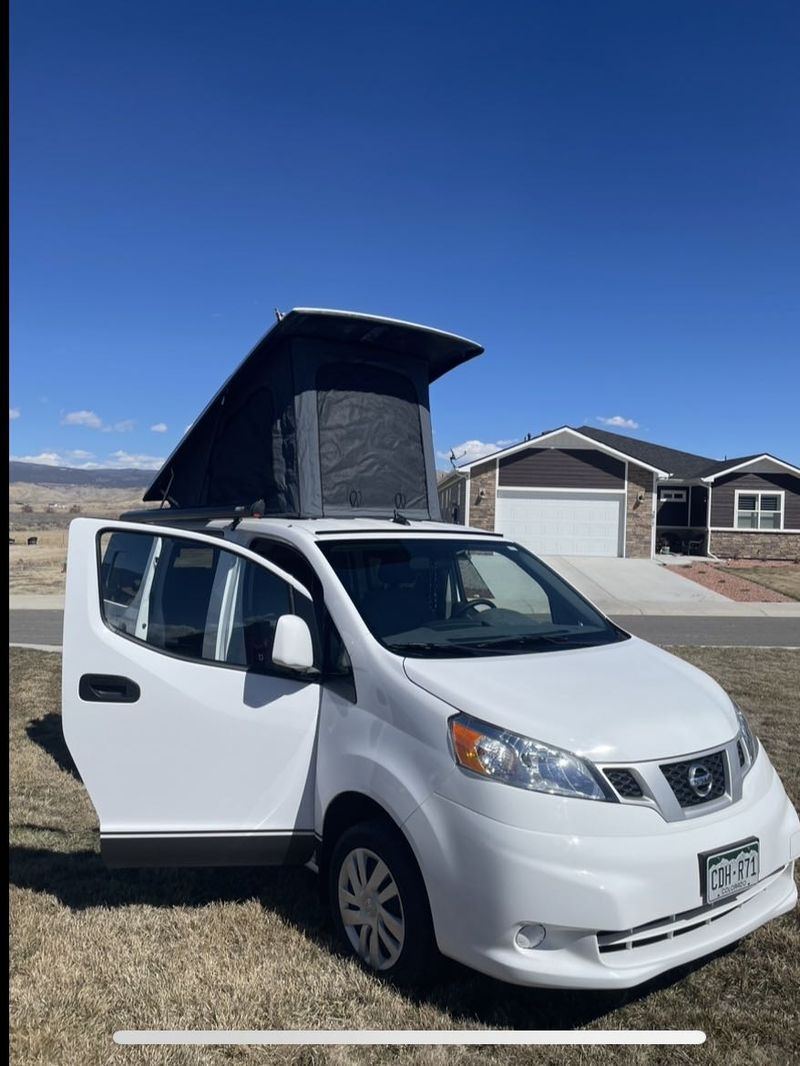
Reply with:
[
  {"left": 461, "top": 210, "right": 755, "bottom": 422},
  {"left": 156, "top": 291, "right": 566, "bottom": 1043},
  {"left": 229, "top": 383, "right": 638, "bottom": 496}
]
[{"left": 495, "top": 489, "right": 624, "bottom": 557}]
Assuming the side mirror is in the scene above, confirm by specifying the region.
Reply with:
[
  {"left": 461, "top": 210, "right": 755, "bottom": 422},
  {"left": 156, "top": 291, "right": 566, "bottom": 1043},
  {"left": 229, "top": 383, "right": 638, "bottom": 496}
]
[{"left": 272, "top": 614, "right": 315, "bottom": 673}]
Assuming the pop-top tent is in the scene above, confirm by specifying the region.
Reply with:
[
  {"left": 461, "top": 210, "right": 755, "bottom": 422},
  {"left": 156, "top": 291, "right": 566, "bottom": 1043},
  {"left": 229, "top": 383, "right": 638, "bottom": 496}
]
[{"left": 144, "top": 308, "right": 483, "bottom": 521}]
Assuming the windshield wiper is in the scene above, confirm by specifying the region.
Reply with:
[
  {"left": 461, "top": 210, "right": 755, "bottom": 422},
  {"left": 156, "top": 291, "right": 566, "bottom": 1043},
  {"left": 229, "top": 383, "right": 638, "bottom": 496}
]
[
  {"left": 463, "top": 631, "right": 600, "bottom": 650},
  {"left": 390, "top": 641, "right": 498, "bottom": 658}
]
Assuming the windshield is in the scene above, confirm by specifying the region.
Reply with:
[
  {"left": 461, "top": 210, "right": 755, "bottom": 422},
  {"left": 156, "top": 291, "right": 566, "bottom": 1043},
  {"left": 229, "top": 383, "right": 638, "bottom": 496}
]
[{"left": 319, "top": 538, "right": 628, "bottom": 657}]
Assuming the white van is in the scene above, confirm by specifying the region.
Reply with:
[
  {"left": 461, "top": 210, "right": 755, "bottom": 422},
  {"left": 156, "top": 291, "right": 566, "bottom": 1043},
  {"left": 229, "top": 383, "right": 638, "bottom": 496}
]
[{"left": 62, "top": 513, "right": 799, "bottom": 989}]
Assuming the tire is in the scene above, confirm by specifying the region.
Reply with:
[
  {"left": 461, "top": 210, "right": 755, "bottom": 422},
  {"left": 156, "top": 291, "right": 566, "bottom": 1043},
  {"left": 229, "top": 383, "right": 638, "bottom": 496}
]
[{"left": 328, "top": 818, "right": 436, "bottom": 985}]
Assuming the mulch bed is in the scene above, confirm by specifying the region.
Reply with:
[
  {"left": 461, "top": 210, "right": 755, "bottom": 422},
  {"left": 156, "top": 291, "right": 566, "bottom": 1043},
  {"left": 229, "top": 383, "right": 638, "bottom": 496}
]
[{"left": 674, "top": 561, "right": 793, "bottom": 602}]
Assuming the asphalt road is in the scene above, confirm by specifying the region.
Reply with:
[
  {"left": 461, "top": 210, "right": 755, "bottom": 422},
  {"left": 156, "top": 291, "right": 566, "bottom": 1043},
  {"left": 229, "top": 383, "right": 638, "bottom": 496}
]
[
  {"left": 10, "top": 610, "right": 65, "bottom": 647},
  {"left": 611, "top": 615, "right": 800, "bottom": 648},
  {"left": 8, "top": 609, "right": 800, "bottom": 649}
]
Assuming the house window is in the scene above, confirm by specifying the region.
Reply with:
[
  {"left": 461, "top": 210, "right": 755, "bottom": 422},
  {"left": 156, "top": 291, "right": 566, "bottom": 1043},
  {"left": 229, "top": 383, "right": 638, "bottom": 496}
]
[
  {"left": 735, "top": 492, "right": 783, "bottom": 530},
  {"left": 661, "top": 489, "right": 687, "bottom": 502}
]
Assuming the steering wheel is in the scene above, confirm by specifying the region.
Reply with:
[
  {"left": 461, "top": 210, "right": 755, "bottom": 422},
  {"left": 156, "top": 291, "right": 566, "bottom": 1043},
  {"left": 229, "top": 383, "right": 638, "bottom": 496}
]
[{"left": 452, "top": 598, "right": 497, "bottom": 617}]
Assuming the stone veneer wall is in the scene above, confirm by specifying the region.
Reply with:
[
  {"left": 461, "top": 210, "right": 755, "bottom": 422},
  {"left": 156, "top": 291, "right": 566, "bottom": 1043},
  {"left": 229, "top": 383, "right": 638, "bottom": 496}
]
[
  {"left": 625, "top": 463, "right": 655, "bottom": 558},
  {"left": 710, "top": 531, "right": 800, "bottom": 561},
  {"left": 467, "top": 460, "right": 497, "bottom": 531}
]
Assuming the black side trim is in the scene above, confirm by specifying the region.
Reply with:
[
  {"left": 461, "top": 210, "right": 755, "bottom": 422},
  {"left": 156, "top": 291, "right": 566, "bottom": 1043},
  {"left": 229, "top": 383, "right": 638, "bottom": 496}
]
[{"left": 101, "top": 831, "right": 316, "bottom": 869}]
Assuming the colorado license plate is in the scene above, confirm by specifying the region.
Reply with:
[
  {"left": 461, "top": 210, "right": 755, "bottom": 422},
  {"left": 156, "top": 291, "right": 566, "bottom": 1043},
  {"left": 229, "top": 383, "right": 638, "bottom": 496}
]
[{"left": 703, "top": 839, "right": 760, "bottom": 904}]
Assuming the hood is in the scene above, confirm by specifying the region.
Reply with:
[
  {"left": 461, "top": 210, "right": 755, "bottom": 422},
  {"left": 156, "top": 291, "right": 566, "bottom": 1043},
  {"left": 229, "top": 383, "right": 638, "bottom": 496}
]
[{"left": 403, "top": 636, "right": 739, "bottom": 763}]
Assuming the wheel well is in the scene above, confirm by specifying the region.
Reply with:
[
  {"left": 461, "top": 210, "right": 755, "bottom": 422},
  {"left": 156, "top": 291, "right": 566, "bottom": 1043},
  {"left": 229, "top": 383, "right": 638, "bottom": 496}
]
[{"left": 319, "top": 792, "right": 401, "bottom": 886}]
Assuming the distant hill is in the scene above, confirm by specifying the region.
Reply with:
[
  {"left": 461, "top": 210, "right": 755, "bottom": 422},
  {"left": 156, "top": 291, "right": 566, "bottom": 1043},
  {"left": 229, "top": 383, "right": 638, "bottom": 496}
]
[{"left": 9, "top": 461, "right": 153, "bottom": 489}]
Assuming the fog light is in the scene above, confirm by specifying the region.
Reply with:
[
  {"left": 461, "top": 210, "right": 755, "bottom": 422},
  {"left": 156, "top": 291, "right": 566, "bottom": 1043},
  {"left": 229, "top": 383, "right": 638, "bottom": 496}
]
[{"left": 515, "top": 923, "right": 546, "bottom": 949}]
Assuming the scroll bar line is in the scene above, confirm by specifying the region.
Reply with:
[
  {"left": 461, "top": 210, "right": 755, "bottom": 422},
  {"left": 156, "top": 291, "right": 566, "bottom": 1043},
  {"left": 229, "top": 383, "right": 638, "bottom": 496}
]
[{"left": 114, "top": 1029, "right": 707, "bottom": 1046}]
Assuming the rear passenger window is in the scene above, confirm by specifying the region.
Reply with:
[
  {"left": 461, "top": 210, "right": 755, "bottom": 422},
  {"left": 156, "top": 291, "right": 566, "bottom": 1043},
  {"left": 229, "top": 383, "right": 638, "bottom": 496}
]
[{"left": 98, "top": 531, "right": 318, "bottom": 672}]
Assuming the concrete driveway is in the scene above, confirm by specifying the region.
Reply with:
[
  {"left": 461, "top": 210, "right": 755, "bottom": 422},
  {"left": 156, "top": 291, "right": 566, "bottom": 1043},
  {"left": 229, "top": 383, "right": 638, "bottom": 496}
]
[{"left": 540, "top": 556, "right": 761, "bottom": 615}]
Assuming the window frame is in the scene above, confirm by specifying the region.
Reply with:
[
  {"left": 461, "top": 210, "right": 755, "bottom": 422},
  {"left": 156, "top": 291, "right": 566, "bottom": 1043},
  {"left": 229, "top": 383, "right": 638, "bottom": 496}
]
[
  {"left": 95, "top": 526, "right": 319, "bottom": 680},
  {"left": 733, "top": 489, "right": 785, "bottom": 531},
  {"left": 660, "top": 488, "right": 687, "bottom": 503}
]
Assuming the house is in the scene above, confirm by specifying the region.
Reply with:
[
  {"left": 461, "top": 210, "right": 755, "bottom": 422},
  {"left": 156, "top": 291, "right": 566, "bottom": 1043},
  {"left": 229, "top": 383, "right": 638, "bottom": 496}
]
[{"left": 437, "top": 425, "right": 800, "bottom": 561}]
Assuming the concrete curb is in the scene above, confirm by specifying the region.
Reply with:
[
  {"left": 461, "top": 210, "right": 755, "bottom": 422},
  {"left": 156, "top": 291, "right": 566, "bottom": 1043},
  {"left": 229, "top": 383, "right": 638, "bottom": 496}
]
[{"left": 10, "top": 642, "right": 63, "bottom": 653}]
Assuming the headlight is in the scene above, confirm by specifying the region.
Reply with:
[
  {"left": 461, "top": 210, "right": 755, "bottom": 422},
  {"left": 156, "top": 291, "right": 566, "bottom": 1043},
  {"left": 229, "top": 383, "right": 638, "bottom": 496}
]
[
  {"left": 733, "top": 701, "right": 758, "bottom": 769},
  {"left": 449, "top": 714, "right": 612, "bottom": 801}
]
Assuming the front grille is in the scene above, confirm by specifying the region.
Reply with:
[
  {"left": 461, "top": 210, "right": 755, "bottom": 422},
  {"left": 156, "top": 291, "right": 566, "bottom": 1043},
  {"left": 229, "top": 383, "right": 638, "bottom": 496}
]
[
  {"left": 604, "top": 768, "right": 643, "bottom": 799},
  {"left": 737, "top": 740, "right": 746, "bottom": 768},
  {"left": 660, "top": 750, "right": 726, "bottom": 807}
]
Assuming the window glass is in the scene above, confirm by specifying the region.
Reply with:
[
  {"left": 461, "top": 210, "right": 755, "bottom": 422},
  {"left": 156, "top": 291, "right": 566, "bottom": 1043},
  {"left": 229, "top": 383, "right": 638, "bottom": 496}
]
[
  {"left": 735, "top": 492, "right": 783, "bottom": 531},
  {"left": 460, "top": 549, "right": 552, "bottom": 619},
  {"left": 320, "top": 538, "right": 626, "bottom": 658},
  {"left": 99, "top": 532, "right": 156, "bottom": 635},
  {"left": 98, "top": 531, "right": 316, "bottom": 671},
  {"left": 225, "top": 564, "right": 292, "bottom": 668}
]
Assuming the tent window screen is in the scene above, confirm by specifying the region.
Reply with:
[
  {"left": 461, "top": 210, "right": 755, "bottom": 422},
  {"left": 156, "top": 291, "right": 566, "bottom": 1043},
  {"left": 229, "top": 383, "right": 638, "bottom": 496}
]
[{"left": 316, "top": 363, "right": 428, "bottom": 512}]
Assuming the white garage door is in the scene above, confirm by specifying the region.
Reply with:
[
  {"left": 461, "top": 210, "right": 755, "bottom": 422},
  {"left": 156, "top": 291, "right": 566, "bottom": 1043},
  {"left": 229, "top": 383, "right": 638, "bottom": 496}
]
[{"left": 495, "top": 490, "right": 624, "bottom": 557}]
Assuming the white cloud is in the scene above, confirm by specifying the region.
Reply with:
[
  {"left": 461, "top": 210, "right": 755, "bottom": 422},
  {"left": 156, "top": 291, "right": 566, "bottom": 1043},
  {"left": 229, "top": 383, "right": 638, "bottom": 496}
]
[
  {"left": 11, "top": 450, "right": 101, "bottom": 468},
  {"left": 150, "top": 422, "right": 168, "bottom": 433},
  {"left": 106, "top": 450, "right": 165, "bottom": 470},
  {"left": 12, "top": 451, "right": 64, "bottom": 466},
  {"left": 61, "top": 409, "right": 104, "bottom": 428},
  {"left": 61, "top": 410, "right": 137, "bottom": 432},
  {"left": 437, "top": 439, "right": 517, "bottom": 465},
  {"left": 12, "top": 447, "right": 160, "bottom": 470},
  {"left": 597, "top": 415, "right": 640, "bottom": 429},
  {"left": 9, "top": 407, "right": 20, "bottom": 420}
]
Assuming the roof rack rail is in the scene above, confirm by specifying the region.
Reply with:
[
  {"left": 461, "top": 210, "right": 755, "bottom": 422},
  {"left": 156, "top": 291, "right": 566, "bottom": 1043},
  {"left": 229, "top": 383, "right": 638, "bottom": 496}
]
[{"left": 118, "top": 506, "right": 301, "bottom": 525}]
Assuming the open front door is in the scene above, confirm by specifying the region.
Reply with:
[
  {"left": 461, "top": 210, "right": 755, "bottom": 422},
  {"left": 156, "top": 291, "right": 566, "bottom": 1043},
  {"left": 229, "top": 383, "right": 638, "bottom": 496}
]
[{"left": 61, "top": 518, "right": 321, "bottom": 868}]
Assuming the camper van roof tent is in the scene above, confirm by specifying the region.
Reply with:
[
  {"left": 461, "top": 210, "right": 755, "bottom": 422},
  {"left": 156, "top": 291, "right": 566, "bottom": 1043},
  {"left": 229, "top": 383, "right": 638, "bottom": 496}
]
[
  {"left": 143, "top": 308, "right": 483, "bottom": 521},
  {"left": 274, "top": 308, "right": 484, "bottom": 380}
]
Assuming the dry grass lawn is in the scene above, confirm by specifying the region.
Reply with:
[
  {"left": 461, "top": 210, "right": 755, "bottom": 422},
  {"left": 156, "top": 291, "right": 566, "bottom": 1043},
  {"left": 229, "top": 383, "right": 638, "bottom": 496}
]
[
  {"left": 9, "top": 647, "right": 800, "bottom": 1066},
  {"left": 731, "top": 567, "right": 800, "bottom": 602},
  {"left": 9, "top": 486, "right": 157, "bottom": 595},
  {"left": 9, "top": 527, "right": 70, "bottom": 595}
]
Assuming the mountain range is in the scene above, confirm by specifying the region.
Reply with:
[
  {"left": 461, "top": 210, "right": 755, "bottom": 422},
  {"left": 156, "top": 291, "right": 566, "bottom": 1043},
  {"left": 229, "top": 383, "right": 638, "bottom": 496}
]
[{"left": 9, "top": 461, "right": 152, "bottom": 488}]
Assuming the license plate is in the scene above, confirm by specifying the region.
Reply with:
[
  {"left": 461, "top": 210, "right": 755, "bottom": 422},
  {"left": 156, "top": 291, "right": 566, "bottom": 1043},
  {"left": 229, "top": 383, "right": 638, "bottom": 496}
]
[{"left": 702, "top": 839, "right": 760, "bottom": 904}]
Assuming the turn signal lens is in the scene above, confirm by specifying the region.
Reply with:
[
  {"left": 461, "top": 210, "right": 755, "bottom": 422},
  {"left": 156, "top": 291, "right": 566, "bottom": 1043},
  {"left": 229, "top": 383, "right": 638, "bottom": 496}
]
[
  {"left": 450, "top": 719, "right": 491, "bottom": 776},
  {"left": 449, "top": 714, "right": 611, "bottom": 801}
]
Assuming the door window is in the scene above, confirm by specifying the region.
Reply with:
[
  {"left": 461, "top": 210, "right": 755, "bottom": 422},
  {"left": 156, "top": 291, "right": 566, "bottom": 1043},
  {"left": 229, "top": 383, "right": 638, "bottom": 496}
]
[{"left": 98, "top": 530, "right": 317, "bottom": 672}]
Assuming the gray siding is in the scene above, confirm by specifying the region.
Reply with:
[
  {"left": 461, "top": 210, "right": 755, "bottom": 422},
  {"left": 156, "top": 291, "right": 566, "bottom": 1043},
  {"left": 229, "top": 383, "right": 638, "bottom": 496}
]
[
  {"left": 437, "top": 476, "right": 467, "bottom": 525},
  {"left": 498, "top": 448, "right": 625, "bottom": 489},
  {"left": 710, "top": 472, "right": 800, "bottom": 528}
]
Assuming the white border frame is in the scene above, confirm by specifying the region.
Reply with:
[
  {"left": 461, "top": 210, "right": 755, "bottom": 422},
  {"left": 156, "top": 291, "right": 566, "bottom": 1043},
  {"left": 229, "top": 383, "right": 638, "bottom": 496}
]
[
  {"left": 702, "top": 454, "right": 800, "bottom": 482},
  {"left": 733, "top": 489, "right": 785, "bottom": 532}
]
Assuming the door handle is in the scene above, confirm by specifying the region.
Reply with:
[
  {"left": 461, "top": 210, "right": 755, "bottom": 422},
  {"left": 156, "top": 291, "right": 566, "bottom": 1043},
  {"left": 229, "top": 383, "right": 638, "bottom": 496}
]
[{"left": 79, "top": 674, "right": 140, "bottom": 703}]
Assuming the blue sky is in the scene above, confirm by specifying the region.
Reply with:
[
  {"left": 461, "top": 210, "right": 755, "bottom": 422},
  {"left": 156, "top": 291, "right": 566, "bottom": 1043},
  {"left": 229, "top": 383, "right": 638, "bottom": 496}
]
[{"left": 10, "top": 0, "right": 799, "bottom": 472}]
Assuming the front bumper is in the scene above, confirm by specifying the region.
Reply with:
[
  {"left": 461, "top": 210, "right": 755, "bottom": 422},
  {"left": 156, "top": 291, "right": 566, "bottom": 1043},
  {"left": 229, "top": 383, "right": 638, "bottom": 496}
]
[{"left": 404, "top": 748, "right": 800, "bottom": 989}]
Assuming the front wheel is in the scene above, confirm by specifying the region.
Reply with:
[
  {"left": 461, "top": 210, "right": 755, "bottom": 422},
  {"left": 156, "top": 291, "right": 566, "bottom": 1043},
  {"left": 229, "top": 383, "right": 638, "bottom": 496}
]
[{"left": 328, "top": 819, "right": 436, "bottom": 984}]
